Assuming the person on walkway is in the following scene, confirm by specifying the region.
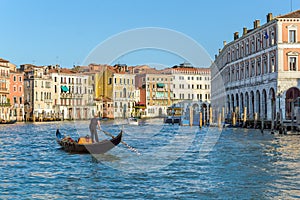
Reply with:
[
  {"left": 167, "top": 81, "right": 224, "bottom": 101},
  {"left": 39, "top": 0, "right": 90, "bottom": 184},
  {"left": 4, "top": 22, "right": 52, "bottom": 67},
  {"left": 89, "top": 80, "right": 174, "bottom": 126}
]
[{"left": 89, "top": 114, "right": 101, "bottom": 143}]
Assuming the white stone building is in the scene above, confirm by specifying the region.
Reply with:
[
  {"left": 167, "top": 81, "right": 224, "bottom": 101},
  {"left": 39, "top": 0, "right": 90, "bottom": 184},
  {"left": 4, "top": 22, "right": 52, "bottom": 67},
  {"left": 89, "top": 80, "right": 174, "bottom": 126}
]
[
  {"left": 211, "top": 10, "right": 300, "bottom": 122},
  {"left": 50, "top": 68, "right": 95, "bottom": 120},
  {"left": 112, "top": 65, "right": 136, "bottom": 118},
  {"left": 0, "top": 58, "right": 11, "bottom": 120},
  {"left": 164, "top": 63, "right": 211, "bottom": 104}
]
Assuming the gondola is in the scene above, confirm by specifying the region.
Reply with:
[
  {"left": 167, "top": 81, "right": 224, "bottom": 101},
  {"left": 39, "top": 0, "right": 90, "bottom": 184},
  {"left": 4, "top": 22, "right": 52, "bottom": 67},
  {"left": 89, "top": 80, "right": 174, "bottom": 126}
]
[
  {"left": 0, "top": 119, "right": 17, "bottom": 124},
  {"left": 56, "top": 129, "right": 122, "bottom": 154}
]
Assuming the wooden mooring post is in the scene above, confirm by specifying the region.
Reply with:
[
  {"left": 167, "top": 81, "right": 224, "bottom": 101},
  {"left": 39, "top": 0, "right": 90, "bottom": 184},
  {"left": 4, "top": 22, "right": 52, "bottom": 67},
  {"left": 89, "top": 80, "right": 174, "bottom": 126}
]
[
  {"left": 243, "top": 107, "right": 247, "bottom": 127},
  {"left": 222, "top": 107, "right": 225, "bottom": 125},
  {"left": 254, "top": 112, "right": 258, "bottom": 128},
  {"left": 232, "top": 112, "right": 236, "bottom": 126},
  {"left": 199, "top": 112, "right": 202, "bottom": 128},
  {"left": 218, "top": 112, "right": 221, "bottom": 128},
  {"left": 189, "top": 106, "right": 193, "bottom": 127},
  {"left": 209, "top": 107, "right": 213, "bottom": 125}
]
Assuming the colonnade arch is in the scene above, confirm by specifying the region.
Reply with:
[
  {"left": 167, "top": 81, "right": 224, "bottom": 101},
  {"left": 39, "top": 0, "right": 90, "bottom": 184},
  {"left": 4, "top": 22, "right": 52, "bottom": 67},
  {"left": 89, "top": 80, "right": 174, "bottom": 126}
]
[{"left": 226, "top": 87, "right": 276, "bottom": 120}]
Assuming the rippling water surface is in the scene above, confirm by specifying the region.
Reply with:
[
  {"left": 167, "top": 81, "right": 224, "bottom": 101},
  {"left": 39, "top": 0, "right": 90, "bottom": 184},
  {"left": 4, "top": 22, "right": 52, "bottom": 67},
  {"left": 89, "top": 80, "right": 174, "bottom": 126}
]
[{"left": 0, "top": 120, "right": 299, "bottom": 199}]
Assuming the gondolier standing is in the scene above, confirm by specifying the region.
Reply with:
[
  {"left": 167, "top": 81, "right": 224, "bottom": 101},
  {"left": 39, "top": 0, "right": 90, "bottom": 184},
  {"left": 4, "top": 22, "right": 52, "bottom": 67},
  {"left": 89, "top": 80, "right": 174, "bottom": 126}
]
[{"left": 89, "top": 114, "right": 101, "bottom": 143}]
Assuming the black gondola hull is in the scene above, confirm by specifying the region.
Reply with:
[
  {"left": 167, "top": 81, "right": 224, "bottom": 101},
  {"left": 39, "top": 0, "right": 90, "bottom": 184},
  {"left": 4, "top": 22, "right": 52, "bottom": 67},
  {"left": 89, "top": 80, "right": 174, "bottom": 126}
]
[{"left": 56, "top": 129, "right": 122, "bottom": 154}]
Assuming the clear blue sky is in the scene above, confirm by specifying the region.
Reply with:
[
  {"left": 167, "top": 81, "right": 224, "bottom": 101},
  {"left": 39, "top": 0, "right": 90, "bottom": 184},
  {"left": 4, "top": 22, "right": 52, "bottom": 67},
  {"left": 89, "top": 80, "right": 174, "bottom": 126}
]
[{"left": 1, "top": 0, "right": 300, "bottom": 68}]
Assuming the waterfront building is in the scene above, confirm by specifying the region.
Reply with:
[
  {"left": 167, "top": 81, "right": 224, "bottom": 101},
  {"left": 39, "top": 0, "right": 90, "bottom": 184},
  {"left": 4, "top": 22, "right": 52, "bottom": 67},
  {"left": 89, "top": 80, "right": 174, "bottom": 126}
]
[
  {"left": 9, "top": 65, "right": 24, "bottom": 121},
  {"left": 22, "top": 64, "right": 95, "bottom": 121},
  {"left": 93, "top": 64, "right": 136, "bottom": 119},
  {"left": 161, "top": 63, "right": 211, "bottom": 123},
  {"left": 49, "top": 68, "right": 94, "bottom": 120},
  {"left": 22, "top": 64, "right": 55, "bottom": 120},
  {"left": 112, "top": 64, "right": 136, "bottom": 118},
  {"left": 163, "top": 63, "right": 211, "bottom": 103},
  {"left": 0, "top": 58, "right": 11, "bottom": 120},
  {"left": 211, "top": 10, "right": 300, "bottom": 122},
  {"left": 136, "top": 71, "right": 173, "bottom": 118},
  {"left": 93, "top": 64, "right": 115, "bottom": 119}
]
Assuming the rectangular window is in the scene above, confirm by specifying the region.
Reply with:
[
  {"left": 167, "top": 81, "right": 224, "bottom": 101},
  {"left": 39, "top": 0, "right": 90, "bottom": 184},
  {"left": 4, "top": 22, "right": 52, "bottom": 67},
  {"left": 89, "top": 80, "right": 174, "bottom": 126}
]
[
  {"left": 289, "top": 57, "right": 297, "bottom": 71},
  {"left": 289, "top": 30, "right": 296, "bottom": 43},
  {"left": 271, "top": 58, "right": 275, "bottom": 72},
  {"left": 19, "top": 76, "right": 22, "bottom": 82}
]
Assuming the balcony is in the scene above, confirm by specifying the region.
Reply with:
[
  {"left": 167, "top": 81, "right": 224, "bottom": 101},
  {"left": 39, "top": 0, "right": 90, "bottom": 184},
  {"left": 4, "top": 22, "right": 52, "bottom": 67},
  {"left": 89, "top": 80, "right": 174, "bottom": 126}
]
[
  {"left": 44, "top": 99, "right": 53, "bottom": 103},
  {"left": 0, "top": 87, "right": 9, "bottom": 93},
  {"left": 60, "top": 93, "right": 84, "bottom": 99},
  {"left": 151, "top": 96, "right": 169, "bottom": 100},
  {"left": 0, "top": 103, "right": 11, "bottom": 107}
]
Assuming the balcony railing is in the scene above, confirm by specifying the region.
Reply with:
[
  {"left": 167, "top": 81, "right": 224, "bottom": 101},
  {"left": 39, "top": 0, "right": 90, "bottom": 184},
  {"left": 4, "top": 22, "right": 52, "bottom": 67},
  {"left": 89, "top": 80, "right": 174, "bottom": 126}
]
[
  {"left": 60, "top": 93, "right": 84, "bottom": 99},
  {"left": 0, "top": 87, "right": 9, "bottom": 93},
  {"left": 0, "top": 103, "right": 11, "bottom": 107},
  {"left": 44, "top": 99, "right": 53, "bottom": 103}
]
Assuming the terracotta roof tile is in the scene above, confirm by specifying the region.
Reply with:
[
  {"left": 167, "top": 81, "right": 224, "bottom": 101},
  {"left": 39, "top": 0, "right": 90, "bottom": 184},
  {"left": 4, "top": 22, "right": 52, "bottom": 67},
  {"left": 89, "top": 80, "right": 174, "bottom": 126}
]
[
  {"left": 277, "top": 9, "right": 300, "bottom": 18},
  {"left": 0, "top": 58, "right": 9, "bottom": 63},
  {"left": 48, "top": 68, "right": 77, "bottom": 74}
]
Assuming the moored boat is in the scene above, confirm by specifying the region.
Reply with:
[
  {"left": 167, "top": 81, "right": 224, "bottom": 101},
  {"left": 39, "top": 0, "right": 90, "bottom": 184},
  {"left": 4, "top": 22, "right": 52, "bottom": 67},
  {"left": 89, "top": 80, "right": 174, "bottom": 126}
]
[
  {"left": 0, "top": 119, "right": 17, "bottom": 124},
  {"left": 127, "top": 117, "right": 139, "bottom": 125},
  {"left": 56, "top": 129, "right": 122, "bottom": 154}
]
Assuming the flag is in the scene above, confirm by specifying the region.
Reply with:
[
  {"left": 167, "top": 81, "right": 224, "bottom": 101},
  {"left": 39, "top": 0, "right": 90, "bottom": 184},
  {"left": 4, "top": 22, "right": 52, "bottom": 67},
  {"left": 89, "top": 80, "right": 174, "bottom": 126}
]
[{"left": 264, "top": 31, "right": 269, "bottom": 39}]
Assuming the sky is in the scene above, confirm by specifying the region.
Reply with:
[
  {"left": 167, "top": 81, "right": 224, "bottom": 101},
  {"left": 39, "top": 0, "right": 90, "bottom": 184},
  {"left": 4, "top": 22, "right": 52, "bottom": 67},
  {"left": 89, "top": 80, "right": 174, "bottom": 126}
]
[{"left": 1, "top": 0, "right": 300, "bottom": 69}]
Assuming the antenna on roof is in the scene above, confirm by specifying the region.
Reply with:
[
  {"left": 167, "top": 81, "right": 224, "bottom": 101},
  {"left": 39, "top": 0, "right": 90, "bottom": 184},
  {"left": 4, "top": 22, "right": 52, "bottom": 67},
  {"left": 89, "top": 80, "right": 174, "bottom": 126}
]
[{"left": 291, "top": 0, "right": 293, "bottom": 12}]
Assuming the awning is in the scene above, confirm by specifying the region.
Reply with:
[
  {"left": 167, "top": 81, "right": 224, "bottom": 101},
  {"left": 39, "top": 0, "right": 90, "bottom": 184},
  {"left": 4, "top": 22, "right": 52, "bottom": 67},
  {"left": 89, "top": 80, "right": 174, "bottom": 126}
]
[
  {"left": 61, "top": 86, "right": 69, "bottom": 92},
  {"left": 134, "top": 105, "right": 146, "bottom": 109},
  {"left": 157, "top": 83, "right": 165, "bottom": 88}
]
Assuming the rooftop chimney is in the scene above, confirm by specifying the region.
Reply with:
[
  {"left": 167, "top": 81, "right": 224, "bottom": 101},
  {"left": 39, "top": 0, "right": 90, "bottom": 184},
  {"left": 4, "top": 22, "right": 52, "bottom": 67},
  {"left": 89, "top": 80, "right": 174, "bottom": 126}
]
[
  {"left": 254, "top": 20, "right": 260, "bottom": 29},
  {"left": 234, "top": 32, "right": 239, "bottom": 40},
  {"left": 267, "top": 13, "right": 273, "bottom": 22},
  {"left": 243, "top": 27, "right": 248, "bottom": 35}
]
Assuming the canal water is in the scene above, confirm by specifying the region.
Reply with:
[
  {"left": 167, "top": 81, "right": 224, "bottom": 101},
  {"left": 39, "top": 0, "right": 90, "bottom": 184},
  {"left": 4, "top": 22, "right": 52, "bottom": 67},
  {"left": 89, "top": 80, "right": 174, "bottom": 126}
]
[{"left": 0, "top": 120, "right": 299, "bottom": 199}]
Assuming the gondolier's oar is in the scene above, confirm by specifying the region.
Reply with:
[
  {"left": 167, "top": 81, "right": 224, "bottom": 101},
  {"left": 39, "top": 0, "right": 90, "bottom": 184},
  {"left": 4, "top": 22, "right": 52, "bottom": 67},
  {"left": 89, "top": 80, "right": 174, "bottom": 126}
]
[{"left": 100, "top": 129, "right": 141, "bottom": 156}]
